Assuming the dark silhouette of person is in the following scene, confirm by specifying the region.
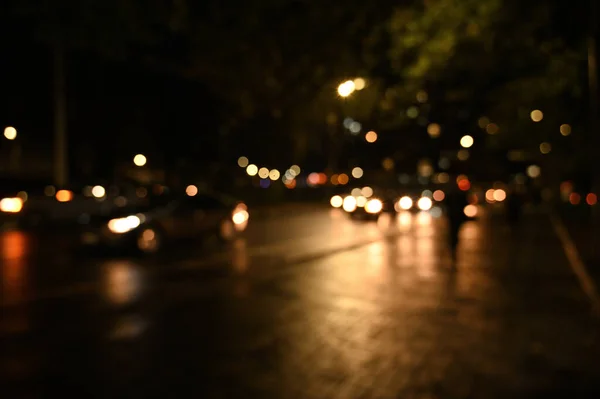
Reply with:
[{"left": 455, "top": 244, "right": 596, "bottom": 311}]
[
  {"left": 444, "top": 188, "right": 469, "bottom": 265},
  {"left": 506, "top": 186, "right": 524, "bottom": 226}
]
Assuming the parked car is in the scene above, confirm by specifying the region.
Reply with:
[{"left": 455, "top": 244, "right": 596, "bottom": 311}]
[{"left": 79, "top": 190, "right": 249, "bottom": 254}]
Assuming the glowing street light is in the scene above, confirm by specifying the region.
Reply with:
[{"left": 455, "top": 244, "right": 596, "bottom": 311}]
[
  {"left": 460, "top": 135, "right": 474, "bottom": 148},
  {"left": 353, "top": 78, "right": 366, "bottom": 90},
  {"left": 4, "top": 126, "right": 17, "bottom": 140},
  {"left": 133, "top": 154, "right": 147, "bottom": 167},
  {"left": 530, "top": 110, "right": 544, "bottom": 122},
  {"left": 337, "top": 80, "right": 356, "bottom": 97}
]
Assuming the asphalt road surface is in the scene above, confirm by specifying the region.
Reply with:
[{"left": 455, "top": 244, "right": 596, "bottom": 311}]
[{"left": 2, "top": 206, "right": 600, "bottom": 398}]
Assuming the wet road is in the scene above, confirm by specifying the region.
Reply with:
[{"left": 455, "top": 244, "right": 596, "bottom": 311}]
[{"left": 2, "top": 206, "right": 600, "bottom": 398}]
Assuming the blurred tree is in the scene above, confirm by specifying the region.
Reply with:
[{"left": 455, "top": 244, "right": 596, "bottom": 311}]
[{"left": 381, "top": 0, "right": 587, "bottom": 178}]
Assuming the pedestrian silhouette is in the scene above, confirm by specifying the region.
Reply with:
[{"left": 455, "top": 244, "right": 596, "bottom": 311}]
[
  {"left": 506, "top": 185, "right": 524, "bottom": 226},
  {"left": 444, "top": 188, "right": 469, "bottom": 266}
]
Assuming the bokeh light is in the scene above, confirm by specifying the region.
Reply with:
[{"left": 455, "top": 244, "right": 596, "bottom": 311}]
[
  {"left": 337, "top": 80, "right": 355, "bottom": 97},
  {"left": 56, "top": 190, "right": 73, "bottom": 202},
  {"left": 342, "top": 196, "right": 357, "bottom": 212},
  {"left": 560, "top": 124, "right": 572, "bottom": 136},
  {"left": 361, "top": 186, "right": 374, "bottom": 198},
  {"left": 433, "top": 190, "right": 445, "bottom": 201},
  {"left": 92, "top": 185, "right": 106, "bottom": 198},
  {"left": 352, "top": 167, "right": 363, "bottom": 179},
  {"left": 460, "top": 135, "right": 474, "bottom": 148},
  {"left": 493, "top": 189, "right": 506, "bottom": 202},
  {"left": 246, "top": 164, "right": 258, "bottom": 176},
  {"left": 258, "top": 167, "right": 270, "bottom": 179},
  {"left": 427, "top": 123, "right": 441, "bottom": 138},
  {"left": 530, "top": 110, "right": 544, "bottom": 122},
  {"left": 337, "top": 173, "right": 349, "bottom": 185},
  {"left": 457, "top": 149, "right": 470, "bottom": 161},
  {"left": 186, "top": 185, "right": 198, "bottom": 196},
  {"left": 330, "top": 195, "right": 343, "bottom": 208},
  {"left": 4, "top": 126, "right": 17, "bottom": 140},
  {"left": 269, "top": 169, "right": 280, "bottom": 181},
  {"left": 527, "top": 165, "right": 541, "bottom": 178},
  {"left": 365, "top": 131, "right": 378, "bottom": 143},
  {"left": 406, "top": 106, "right": 419, "bottom": 118},
  {"left": 353, "top": 78, "right": 366, "bottom": 90},
  {"left": 478, "top": 117, "right": 490, "bottom": 129},
  {"left": 486, "top": 123, "right": 500, "bottom": 135},
  {"left": 133, "top": 154, "right": 147, "bottom": 167},
  {"left": 464, "top": 204, "right": 478, "bottom": 218},
  {"left": 237, "top": 156, "right": 249, "bottom": 168},
  {"left": 539, "top": 142, "right": 551, "bottom": 154}
]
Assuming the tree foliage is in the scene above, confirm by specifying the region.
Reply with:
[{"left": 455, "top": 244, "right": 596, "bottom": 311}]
[{"left": 384, "top": 0, "right": 586, "bottom": 145}]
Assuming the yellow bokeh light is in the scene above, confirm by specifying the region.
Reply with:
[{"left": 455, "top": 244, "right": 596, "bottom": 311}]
[
  {"left": 478, "top": 117, "right": 490, "bottom": 129},
  {"left": 91, "top": 185, "right": 105, "bottom": 198},
  {"left": 539, "top": 142, "right": 551, "bottom": 154},
  {"left": 460, "top": 135, "right": 474, "bottom": 148},
  {"left": 382, "top": 158, "right": 395, "bottom": 170},
  {"left": 186, "top": 185, "right": 198, "bottom": 196},
  {"left": 486, "top": 123, "right": 499, "bottom": 135},
  {"left": 269, "top": 169, "right": 280, "bottom": 181},
  {"left": 353, "top": 78, "right": 366, "bottom": 90},
  {"left": 330, "top": 195, "right": 343, "bottom": 208},
  {"left": 133, "top": 154, "right": 147, "bottom": 167},
  {"left": 527, "top": 165, "right": 541, "bottom": 178},
  {"left": 365, "top": 131, "right": 378, "bottom": 143},
  {"left": 337, "top": 80, "right": 356, "bottom": 97},
  {"left": 427, "top": 123, "right": 441, "bottom": 138},
  {"left": 530, "top": 110, "right": 544, "bottom": 122},
  {"left": 416, "top": 90, "right": 428, "bottom": 103},
  {"left": 258, "top": 167, "right": 270, "bottom": 179},
  {"left": 457, "top": 149, "right": 470, "bottom": 161},
  {"left": 464, "top": 204, "right": 478, "bottom": 218},
  {"left": 493, "top": 189, "right": 507, "bottom": 202},
  {"left": 238, "top": 156, "right": 249, "bottom": 168},
  {"left": 560, "top": 124, "right": 571, "bottom": 136},
  {"left": 352, "top": 167, "right": 363, "bottom": 179},
  {"left": 4, "top": 126, "right": 17, "bottom": 140},
  {"left": 56, "top": 190, "right": 73, "bottom": 202},
  {"left": 246, "top": 164, "right": 258, "bottom": 176}
]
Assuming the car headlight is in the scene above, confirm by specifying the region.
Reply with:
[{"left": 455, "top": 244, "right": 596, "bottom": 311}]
[
  {"left": 398, "top": 196, "right": 413, "bottom": 210},
  {"left": 417, "top": 197, "right": 433, "bottom": 211},
  {"left": 107, "top": 215, "right": 141, "bottom": 234},
  {"left": 232, "top": 209, "right": 249, "bottom": 225},
  {"left": 0, "top": 197, "right": 23, "bottom": 213},
  {"left": 365, "top": 198, "right": 383, "bottom": 214},
  {"left": 342, "top": 196, "right": 357, "bottom": 212}
]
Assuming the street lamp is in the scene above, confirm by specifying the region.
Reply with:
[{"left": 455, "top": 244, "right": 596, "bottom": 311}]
[
  {"left": 337, "top": 80, "right": 356, "bottom": 97},
  {"left": 4, "top": 126, "right": 17, "bottom": 140},
  {"left": 133, "top": 154, "right": 147, "bottom": 167},
  {"left": 460, "top": 135, "right": 474, "bottom": 148}
]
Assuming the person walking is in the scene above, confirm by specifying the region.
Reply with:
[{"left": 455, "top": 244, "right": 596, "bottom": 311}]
[{"left": 444, "top": 188, "right": 469, "bottom": 266}]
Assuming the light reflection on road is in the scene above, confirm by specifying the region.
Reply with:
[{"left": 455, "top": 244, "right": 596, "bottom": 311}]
[{"left": 1, "top": 231, "right": 32, "bottom": 335}]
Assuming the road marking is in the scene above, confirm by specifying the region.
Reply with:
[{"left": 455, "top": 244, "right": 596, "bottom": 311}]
[{"left": 550, "top": 213, "right": 600, "bottom": 315}]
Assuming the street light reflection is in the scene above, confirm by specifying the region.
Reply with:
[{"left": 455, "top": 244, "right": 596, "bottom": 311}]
[
  {"left": 102, "top": 261, "right": 145, "bottom": 306},
  {"left": 1, "top": 231, "right": 31, "bottom": 332}
]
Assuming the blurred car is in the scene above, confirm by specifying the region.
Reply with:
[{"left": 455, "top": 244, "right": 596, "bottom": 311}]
[
  {"left": 79, "top": 190, "right": 249, "bottom": 254},
  {"left": 10, "top": 180, "right": 164, "bottom": 228},
  {"left": 340, "top": 195, "right": 384, "bottom": 220}
]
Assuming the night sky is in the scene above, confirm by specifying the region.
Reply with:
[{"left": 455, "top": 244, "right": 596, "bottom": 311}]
[{"left": 0, "top": 0, "right": 592, "bottom": 183}]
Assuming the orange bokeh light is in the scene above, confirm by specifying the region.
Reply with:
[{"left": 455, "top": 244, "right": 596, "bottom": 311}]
[
  {"left": 56, "top": 190, "right": 73, "bottom": 202},
  {"left": 458, "top": 179, "right": 471, "bottom": 191}
]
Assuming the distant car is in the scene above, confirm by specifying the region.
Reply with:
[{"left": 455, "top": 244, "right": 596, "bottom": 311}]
[{"left": 79, "top": 191, "right": 249, "bottom": 254}]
